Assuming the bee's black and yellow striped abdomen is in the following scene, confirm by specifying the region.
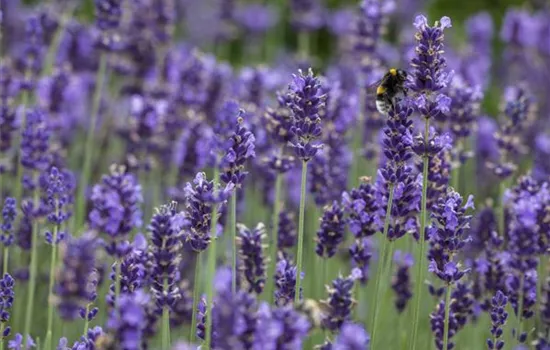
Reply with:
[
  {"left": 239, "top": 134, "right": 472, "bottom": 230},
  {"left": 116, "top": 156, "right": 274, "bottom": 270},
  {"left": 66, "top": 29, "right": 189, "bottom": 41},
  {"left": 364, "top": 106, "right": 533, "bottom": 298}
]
[{"left": 374, "top": 68, "right": 408, "bottom": 114}]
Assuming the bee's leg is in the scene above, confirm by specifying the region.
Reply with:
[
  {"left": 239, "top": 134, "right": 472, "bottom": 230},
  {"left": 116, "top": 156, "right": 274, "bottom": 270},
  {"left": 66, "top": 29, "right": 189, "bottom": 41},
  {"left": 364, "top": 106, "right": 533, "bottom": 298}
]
[{"left": 387, "top": 95, "right": 395, "bottom": 111}]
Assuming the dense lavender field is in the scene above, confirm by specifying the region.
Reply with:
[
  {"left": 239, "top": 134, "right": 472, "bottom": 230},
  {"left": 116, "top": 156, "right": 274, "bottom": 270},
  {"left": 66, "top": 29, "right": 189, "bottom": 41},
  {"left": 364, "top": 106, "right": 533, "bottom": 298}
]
[{"left": 1, "top": 0, "right": 550, "bottom": 349}]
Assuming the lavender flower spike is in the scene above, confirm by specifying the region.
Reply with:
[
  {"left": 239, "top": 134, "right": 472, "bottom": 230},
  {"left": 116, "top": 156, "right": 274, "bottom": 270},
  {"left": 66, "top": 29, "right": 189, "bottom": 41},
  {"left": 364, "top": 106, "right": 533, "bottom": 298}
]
[
  {"left": 332, "top": 323, "right": 371, "bottom": 350},
  {"left": 321, "top": 274, "right": 357, "bottom": 331},
  {"left": 487, "top": 290, "right": 508, "bottom": 350},
  {"left": 0, "top": 273, "right": 15, "bottom": 339},
  {"left": 237, "top": 223, "right": 267, "bottom": 294},
  {"left": 288, "top": 68, "right": 326, "bottom": 162},
  {"left": 275, "top": 257, "right": 303, "bottom": 306},
  {"left": 316, "top": 201, "right": 346, "bottom": 259},
  {"left": 1, "top": 198, "right": 17, "bottom": 247},
  {"left": 220, "top": 113, "right": 256, "bottom": 187}
]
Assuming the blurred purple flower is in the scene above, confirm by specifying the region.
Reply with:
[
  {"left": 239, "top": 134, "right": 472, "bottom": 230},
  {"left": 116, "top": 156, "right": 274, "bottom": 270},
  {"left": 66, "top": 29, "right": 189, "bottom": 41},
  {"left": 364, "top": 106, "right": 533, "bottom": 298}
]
[
  {"left": 253, "top": 302, "right": 310, "bottom": 349},
  {"left": 349, "top": 237, "right": 373, "bottom": 285},
  {"left": 55, "top": 235, "right": 98, "bottom": 320},
  {"left": 392, "top": 251, "right": 413, "bottom": 313},
  {"left": 106, "top": 290, "right": 148, "bottom": 350},
  {"left": 332, "top": 322, "right": 370, "bottom": 350},
  {"left": 237, "top": 223, "right": 267, "bottom": 294},
  {"left": 89, "top": 165, "right": 143, "bottom": 258},
  {"left": 321, "top": 274, "right": 356, "bottom": 331},
  {"left": 316, "top": 201, "right": 346, "bottom": 259},
  {"left": 1, "top": 198, "right": 17, "bottom": 247}
]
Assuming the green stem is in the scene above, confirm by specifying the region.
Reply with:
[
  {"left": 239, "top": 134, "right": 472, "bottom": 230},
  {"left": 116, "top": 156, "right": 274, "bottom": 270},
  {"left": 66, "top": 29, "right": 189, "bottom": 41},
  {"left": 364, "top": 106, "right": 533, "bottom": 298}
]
[
  {"left": 45, "top": 220, "right": 59, "bottom": 350},
  {"left": 83, "top": 303, "right": 90, "bottom": 337},
  {"left": 294, "top": 161, "right": 308, "bottom": 303},
  {"left": 205, "top": 168, "right": 220, "bottom": 349},
  {"left": 190, "top": 253, "right": 201, "bottom": 343},
  {"left": 42, "top": 6, "right": 75, "bottom": 76},
  {"left": 13, "top": 91, "right": 29, "bottom": 206},
  {"left": 516, "top": 273, "right": 525, "bottom": 344},
  {"left": 370, "top": 183, "right": 395, "bottom": 347},
  {"left": 2, "top": 247, "right": 8, "bottom": 276},
  {"left": 76, "top": 53, "right": 107, "bottom": 231},
  {"left": 115, "top": 259, "right": 121, "bottom": 301},
  {"left": 409, "top": 118, "right": 431, "bottom": 350},
  {"left": 230, "top": 193, "right": 237, "bottom": 295},
  {"left": 498, "top": 181, "right": 506, "bottom": 236},
  {"left": 442, "top": 284, "right": 453, "bottom": 350},
  {"left": 349, "top": 91, "right": 365, "bottom": 189},
  {"left": 24, "top": 176, "right": 40, "bottom": 348},
  {"left": 162, "top": 278, "right": 171, "bottom": 349},
  {"left": 298, "top": 31, "right": 309, "bottom": 59},
  {"left": 265, "top": 168, "right": 283, "bottom": 303}
]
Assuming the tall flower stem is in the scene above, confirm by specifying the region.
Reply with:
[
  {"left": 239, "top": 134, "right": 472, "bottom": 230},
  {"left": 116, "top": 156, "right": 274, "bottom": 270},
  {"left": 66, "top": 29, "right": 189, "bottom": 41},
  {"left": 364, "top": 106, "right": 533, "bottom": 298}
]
[
  {"left": 442, "top": 284, "right": 453, "bottom": 350},
  {"left": 82, "top": 303, "right": 90, "bottom": 336},
  {"left": 294, "top": 161, "right": 308, "bottom": 303},
  {"left": 498, "top": 181, "right": 506, "bottom": 236},
  {"left": 516, "top": 273, "right": 525, "bottom": 344},
  {"left": 230, "top": 192, "right": 237, "bottom": 294},
  {"left": 2, "top": 247, "right": 8, "bottom": 276},
  {"left": 205, "top": 168, "right": 220, "bottom": 349},
  {"left": 45, "top": 211, "right": 59, "bottom": 350},
  {"left": 349, "top": 95, "right": 365, "bottom": 189},
  {"left": 190, "top": 252, "right": 201, "bottom": 342},
  {"left": 409, "top": 118, "right": 430, "bottom": 350},
  {"left": 369, "top": 183, "right": 395, "bottom": 347},
  {"left": 298, "top": 31, "right": 309, "bottom": 59},
  {"left": 115, "top": 259, "right": 121, "bottom": 301},
  {"left": 265, "top": 170, "right": 283, "bottom": 303},
  {"left": 13, "top": 91, "right": 30, "bottom": 206},
  {"left": 76, "top": 53, "right": 108, "bottom": 231},
  {"left": 162, "top": 278, "right": 170, "bottom": 349},
  {"left": 24, "top": 176, "right": 40, "bottom": 348}
]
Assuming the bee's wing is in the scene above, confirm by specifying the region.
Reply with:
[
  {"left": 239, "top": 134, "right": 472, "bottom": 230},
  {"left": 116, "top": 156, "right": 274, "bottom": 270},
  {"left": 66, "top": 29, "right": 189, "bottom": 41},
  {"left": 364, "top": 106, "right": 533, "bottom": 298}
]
[{"left": 364, "top": 77, "right": 384, "bottom": 97}]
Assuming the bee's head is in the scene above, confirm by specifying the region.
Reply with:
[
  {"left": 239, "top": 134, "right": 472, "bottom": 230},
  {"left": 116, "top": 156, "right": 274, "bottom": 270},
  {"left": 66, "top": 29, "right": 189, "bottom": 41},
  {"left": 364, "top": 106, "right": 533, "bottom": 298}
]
[
  {"left": 389, "top": 68, "right": 407, "bottom": 83},
  {"left": 396, "top": 69, "right": 407, "bottom": 82}
]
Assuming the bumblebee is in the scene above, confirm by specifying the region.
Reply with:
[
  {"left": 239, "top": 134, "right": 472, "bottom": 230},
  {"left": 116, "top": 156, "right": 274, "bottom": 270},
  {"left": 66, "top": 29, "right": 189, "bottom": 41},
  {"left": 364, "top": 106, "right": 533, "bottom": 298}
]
[{"left": 368, "top": 68, "right": 408, "bottom": 114}]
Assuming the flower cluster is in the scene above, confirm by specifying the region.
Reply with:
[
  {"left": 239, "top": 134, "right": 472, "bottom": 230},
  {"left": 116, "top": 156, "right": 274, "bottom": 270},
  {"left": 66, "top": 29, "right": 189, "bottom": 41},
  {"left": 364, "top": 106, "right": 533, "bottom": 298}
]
[
  {"left": 288, "top": 69, "right": 326, "bottom": 162},
  {"left": 237, "top": 223, "right": 267, "bottom": 294},
  {"left": 149, "top": 202, "right": 183, "bottom": 312},
  {"left": 182, "top": 172, "right": 233, "bottom": 252},
  {"left": 220, "top": 114, "right": 256, "bottom": 187},
  {"left": 0, "top": 198, "right": 16, "bottom": 247},
  {"left": 487, "top": 290, "right": 508, "bottom": 350},
  {"left": 316, "top": 201, "right": 346, "bottom": 259},
  {"left": 321, "top": 274, "right": 356, "bottom": 331},
  {"left": 89, "top": 165, "right": 143, "bottom": 258},
  {"left": 428, "top": 189, "right": 474, "bottom": 284},
  {"left": 54, "top": 235, "right": 98, "bottom": 320},
  {"left": 392, "top": 251, "right": 413, "bottom": 313}
]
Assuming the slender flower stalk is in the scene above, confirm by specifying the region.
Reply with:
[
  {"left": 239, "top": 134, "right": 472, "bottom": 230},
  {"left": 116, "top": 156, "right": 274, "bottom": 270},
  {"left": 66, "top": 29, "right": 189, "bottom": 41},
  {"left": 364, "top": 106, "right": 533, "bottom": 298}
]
[
  {"left": 287, "top": 69, "right": 326, "bottom": 301},
  {"left": 205, "top": 169, "right": 219, "bottom": 349},
  {"left": 295, "top": 160, "right": 308, "bottom": 303},
  {"left": 370, "top": 183, "right": 394, "bottom": 344},
  {"left": 76, "top": 53, "right": 107, "bottom": 230},
  {"left": 442, "top": 285, "right": 453, "bottom": 350},
  {"left": 1, "top": 198, "right": 16, "bottom": 276},
  {"left": 43, "top": 167, "right": 72, "bottom": 350},
  {"left": 408, "top": 14, "right": 453, "bottom": 349},
  {"left": 189, "top": 253, "right": 201, "bottom": 343}
]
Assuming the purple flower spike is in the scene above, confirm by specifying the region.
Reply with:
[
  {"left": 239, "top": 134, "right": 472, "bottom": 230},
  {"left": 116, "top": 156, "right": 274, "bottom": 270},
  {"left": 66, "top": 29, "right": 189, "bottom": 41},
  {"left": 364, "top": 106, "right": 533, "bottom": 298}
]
[
  {"left": 290, "top": 0, "right": 324, "bottom": 31},
  {"left": 288, "top": 68, "right": 326, "bottom": 162},
  {"left": 275, "top": 257, "right": 302, "bottom": 306},
  {"left": 8, "top": 334, "right": 35, "bottom": 350},
  {"left": 21, "top": 108, "right": 51, "bottom": 175},
  {"left": 1, "top": 198, "right": 17, "bottom": 247},
  {"left": 149, "top": 202, "right": 183, "bottom": 312},
  {"left": 410, "top": 15, "right": 453, "bottom": 94},
  {"left": 316, "top": 201, "right": 346, "bottom": 259},
  {"left": 55, "top": 235, "right": 98, "bottom": 320},
  {"left": 0, "top": 63, "right": 19, "bottom": 154},
  {"left": 392, "top": 251, "right": 413, "bottom": 313},
  {"left": 220, "top": 113, "right": 256, "bottom": 187},
  {"left": 487, "top": 290, "right": 508, "bottom": 350},
  {"left": 332, "top": 323, "right": 371, "bottom": 350},
  {"left": 0, "top": 273, "right": 14, "bottom": 338},
  {"left": 349, "top": 237, "right": 373, "bottom": 285},
  {"left": 253, "top": 303, "right": 310, "bottom": 349},
  {"left": 321, "top": 274, "right": 356, "bottom": 331},
  {"left": 95, "top": 0, "right": 123, "bottom": 50},
  {"left": 106, "top": 290, "right": 148, "bottom": 350},
  {"left": 183, "top": 172, "right": 234, "bottom": 252},
  {"left": 428, "top": 188, "right": 474, "bottom": 282},
  {"left": 89, "top": 165, "right": 143, "bottom": 258},
  {"left": 41, "top": 167, "right": 74, "bottom": 228},
  {"left": 342, "top": 179, "right": 379, "bottom": 239},
  {"left": 277, "top": 210, "right": 297, "bottom": 250},
  {"left": 237, "top": 223, "right": 267, "bottom": 294}
]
